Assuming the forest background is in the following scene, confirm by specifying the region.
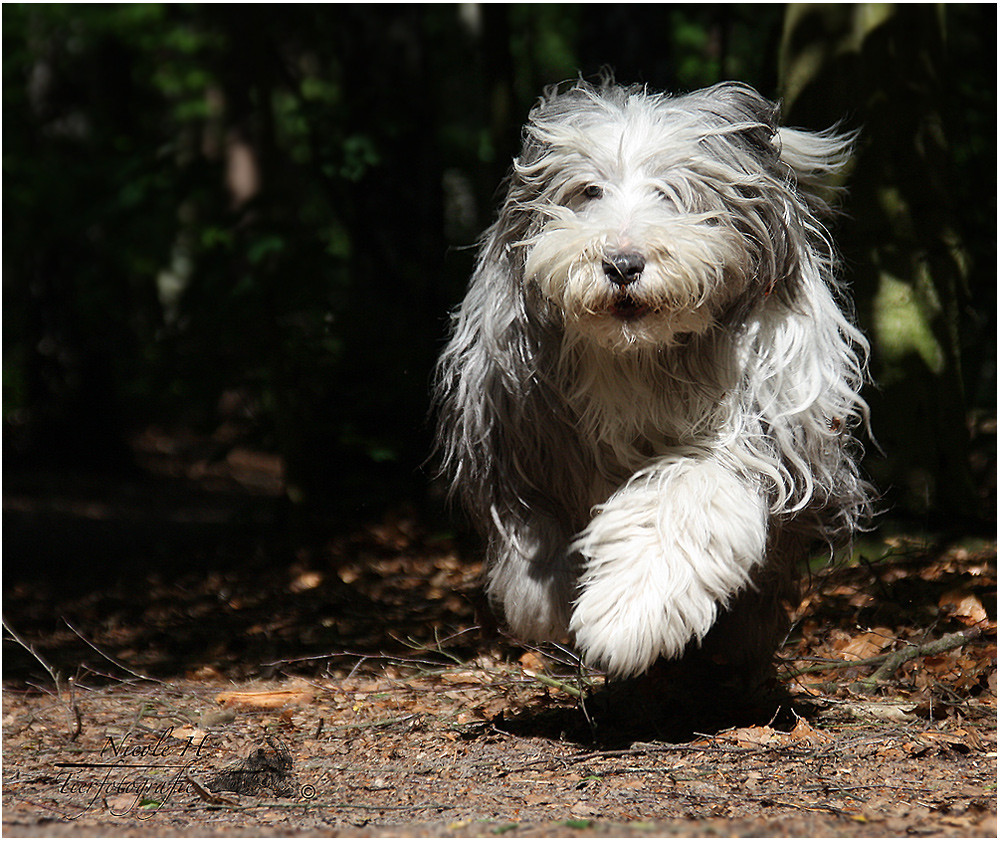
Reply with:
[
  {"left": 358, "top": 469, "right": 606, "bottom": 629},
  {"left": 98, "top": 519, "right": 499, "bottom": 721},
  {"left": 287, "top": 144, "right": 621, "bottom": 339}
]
[{"left": 4, "top": 3, "right": 995, "bottom": 538}]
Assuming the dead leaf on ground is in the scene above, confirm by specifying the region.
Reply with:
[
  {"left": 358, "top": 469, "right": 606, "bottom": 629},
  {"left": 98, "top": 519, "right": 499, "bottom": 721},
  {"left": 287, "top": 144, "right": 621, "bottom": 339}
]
[
  {"left": 838, "top": 628, "right": 895, "bottom": 661},
  {"left": 790, "top": 718, "right": 833, "bottom": 745},
  {"left": 786, "top": 679, "right": 826, "bottom": 697},
  {"left": 288, "top": 570, "right": 323, "bottom": 593},
  {"left": 170, "top": 723, "right": 209, "bottom": 744},
  {"left": 725, "top": 726, "right": 788, "bottom": 748},
  {"left": 938, "top": 590, "right": 989, "bottom": 626},
  {"left": 519, "top": 651, "right": 550, "bottom": 672},
  {"left": 843, "top": 701, "right": 917, "bottom": 723},
  {"left": 914, "top": 728, "right": 986, "bottom": 753},
  {"left": 216, "top": 683, "right": 315, "bottom": 710}
]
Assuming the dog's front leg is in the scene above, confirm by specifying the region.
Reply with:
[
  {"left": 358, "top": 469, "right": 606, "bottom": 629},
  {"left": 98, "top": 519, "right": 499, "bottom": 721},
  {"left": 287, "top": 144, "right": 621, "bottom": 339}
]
[
  {"left": 484, "top": 510, "right": 579, "bottom": 643},
  {"left": 569, "top": 452, "right": 768, "bottom": 678}
]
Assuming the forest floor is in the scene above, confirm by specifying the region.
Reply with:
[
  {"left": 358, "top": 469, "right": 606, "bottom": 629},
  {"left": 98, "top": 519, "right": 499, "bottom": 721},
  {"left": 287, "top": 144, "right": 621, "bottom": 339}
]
[{"left": 2, "top": 428, "right": 996, "bottom": 837}]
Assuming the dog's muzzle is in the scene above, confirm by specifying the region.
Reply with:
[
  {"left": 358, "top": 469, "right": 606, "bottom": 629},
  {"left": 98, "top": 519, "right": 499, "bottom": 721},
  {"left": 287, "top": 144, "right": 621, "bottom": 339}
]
[{"left": 602, "top": 251, "right": 649, "bottom": 320}]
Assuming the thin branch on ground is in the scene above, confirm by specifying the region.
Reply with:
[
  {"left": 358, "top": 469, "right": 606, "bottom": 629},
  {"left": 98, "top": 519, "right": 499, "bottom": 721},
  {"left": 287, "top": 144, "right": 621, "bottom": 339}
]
[
  {"left": 3, "top": 616, "right": 83, "bottom": 740},
  {"left": 262, "top": 647, "right": 468, "bottom": 673},
  {"left": 783, "top": 627, "right": 982, "bottom": 689},
  {"left": 850, "top": 627, "right": 983, "bottom": 694},
  {"left": 2, "top": 615, "right": 61, "bottom": 689},
  {"left": 61, "top": 616, "right": 162, "bottom": 684},
  {"left": 520, "top": 668, "right": 584, "bottom": 698}
]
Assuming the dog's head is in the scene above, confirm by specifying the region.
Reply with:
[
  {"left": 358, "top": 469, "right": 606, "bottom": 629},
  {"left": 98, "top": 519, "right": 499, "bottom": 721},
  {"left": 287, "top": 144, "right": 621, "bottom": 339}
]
[{"left": 495, "top": 81, "right": 849, "bottom": 351}]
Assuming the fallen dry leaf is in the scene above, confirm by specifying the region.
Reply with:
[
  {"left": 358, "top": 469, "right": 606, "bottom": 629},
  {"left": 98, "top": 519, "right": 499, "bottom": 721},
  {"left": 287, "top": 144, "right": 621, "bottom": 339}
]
[
  {"left": 938, "top": 590, "right": 989, "bottom": 626},
  {"left": 838, "top": 628, "right": 895, "bottom": 661},
  {"left": 170, "top": 723, "right": 209, "bottom": 744},
  {"left": 786, "top": 679, "right": 826, "bottom": 697},
  {"left": 289, "top": 570, "right": 323, "bottom": 593},
  {"left": 187, "top": 665, "right": 224, "bottom": 680},
  {"left": 727, "top": 726, "right": 787, "bottom": 748},
  {"left": 843, "top": 701, "right": 917, "bottom": 723},
  {"left": 916, "top": 728, "right": 986, "bottom": 753},
  {"left": 790, "top": 718, "right": 833, "bottom": 745},
  {"left": 519, "top": 651, "right": 550, "bottom": 672},
  {"left": 216, "top": 683, "right": 315, "bottom": 710}
]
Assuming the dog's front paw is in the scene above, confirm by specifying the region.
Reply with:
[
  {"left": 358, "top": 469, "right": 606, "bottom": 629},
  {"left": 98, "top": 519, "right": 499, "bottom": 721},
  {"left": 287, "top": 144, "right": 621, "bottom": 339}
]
[
  {"left": 568, "top": 458, "right": 768, "bottom": 677},
  {"left": 570, "top": 557, "right": 720, "bottom": 678}
]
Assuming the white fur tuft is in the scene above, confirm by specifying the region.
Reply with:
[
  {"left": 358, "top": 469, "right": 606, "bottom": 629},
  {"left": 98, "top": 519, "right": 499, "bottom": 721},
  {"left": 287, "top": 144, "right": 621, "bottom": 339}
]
[{"left": 570, "top": 455, "right": 768, "bottom": 676}]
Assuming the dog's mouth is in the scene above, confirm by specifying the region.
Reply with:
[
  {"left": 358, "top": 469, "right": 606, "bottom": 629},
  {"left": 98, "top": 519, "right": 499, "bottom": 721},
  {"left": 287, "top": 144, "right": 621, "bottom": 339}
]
[{"left": 610, "top": 294, "right": 651, "bottom": 321}]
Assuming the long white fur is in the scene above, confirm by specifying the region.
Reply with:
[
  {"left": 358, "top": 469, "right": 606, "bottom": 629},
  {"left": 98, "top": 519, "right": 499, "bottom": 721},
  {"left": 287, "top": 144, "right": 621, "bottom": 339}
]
[{"left": 434, "top": 81, "right": 872, "bottom": 679}]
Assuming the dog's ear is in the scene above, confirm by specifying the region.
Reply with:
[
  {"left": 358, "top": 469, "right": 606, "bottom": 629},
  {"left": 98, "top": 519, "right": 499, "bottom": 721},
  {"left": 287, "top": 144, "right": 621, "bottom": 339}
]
[
  {"left": 776, "top": 126, "right": 856, "bottom": 217},
  {"left": 710, "top": 84, "right": 858, "bottom": 215},
  {"left": 700, "top": 83, "right": 781, "bottom": 160},
  {"left": 703, "top": 84, "right": 857, "bottom": 201},
  {"left": 707, "top": 82, "right": 781, "bottom": 129}
]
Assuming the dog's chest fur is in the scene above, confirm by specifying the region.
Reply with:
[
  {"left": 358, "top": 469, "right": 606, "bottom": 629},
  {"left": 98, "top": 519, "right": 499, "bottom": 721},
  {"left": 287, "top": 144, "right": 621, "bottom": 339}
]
[{"left": 559, "top": 333, "right": 738, "bottom": 465}]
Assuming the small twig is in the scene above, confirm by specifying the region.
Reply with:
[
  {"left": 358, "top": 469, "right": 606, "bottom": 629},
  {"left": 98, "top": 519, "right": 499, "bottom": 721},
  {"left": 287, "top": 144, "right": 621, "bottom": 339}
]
[
  {"left": 2, "top": 616, "right": 86, "bottom": 739},
  {"left": 187, "top": 774, "right": 239, "bottom": 806},
  {"left": 575, "top": 659, "right": 597, "bottom": 742},
  {"left": 521, "top": 669, "right": 584, "bottom": 698},
  {"left": 389, "top": 630, "right": 466, "bottom": 666},
  {"left": 784, "top": 653, "right": 897, "bottom": 677},
  {"left": 783, "top": 627, "right": 982, "bottom": 686},
  {"left": 67, "top": 677, "right": 83, "bottom": 741},
  {"left": 2, "top": 615, "right": 61, "bottom": 688},
  {"left": 850, "top": 627, "right": 982, "bottom": 694},
  {"left": 347, "top": 655, "right": 370, "bottom": 679},
  {"left": 263, "top": 649, "right": 460, "bottom": 673},
  {"left": 319, "top": 714, "right": 419, "bottom": 735},
  {"left": 61, "top": 617, "right": 161, "bottom": 683}
]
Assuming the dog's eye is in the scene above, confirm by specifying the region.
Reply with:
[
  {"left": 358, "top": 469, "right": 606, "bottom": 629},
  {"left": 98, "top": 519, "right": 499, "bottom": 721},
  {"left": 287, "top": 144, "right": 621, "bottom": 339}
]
[{"left": 583, "top": 185, "right": 604, "bottom": 200}]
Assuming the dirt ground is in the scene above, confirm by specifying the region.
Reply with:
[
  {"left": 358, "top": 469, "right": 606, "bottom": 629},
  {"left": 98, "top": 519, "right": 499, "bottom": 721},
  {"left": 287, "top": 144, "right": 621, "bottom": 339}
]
[{"left": 3, "top": 432, "right": 996, "bottom": 837}]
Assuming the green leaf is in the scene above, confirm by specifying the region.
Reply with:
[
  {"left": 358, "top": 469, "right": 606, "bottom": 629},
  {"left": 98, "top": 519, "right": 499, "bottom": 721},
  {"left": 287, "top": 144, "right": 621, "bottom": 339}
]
[{"left": 247, "top": 235, "right": 286, "bottom": 265}]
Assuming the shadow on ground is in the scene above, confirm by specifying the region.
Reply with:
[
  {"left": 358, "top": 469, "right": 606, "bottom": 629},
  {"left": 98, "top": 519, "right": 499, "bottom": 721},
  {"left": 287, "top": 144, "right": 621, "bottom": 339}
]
[{"left": 3, "top": 434, "right": 481, "bottom": 691}]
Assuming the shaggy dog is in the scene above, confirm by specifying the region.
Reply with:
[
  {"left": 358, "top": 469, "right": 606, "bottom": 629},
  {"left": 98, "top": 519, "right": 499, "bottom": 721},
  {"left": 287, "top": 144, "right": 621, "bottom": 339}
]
[{"left": 434, "top": 81, "right": 872, "bottom": 693}]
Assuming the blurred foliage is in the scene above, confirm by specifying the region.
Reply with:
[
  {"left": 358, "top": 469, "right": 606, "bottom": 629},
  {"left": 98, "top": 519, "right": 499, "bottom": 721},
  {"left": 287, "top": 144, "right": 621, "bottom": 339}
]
[
  {"left": 2, "top": 4, "right": 994, "bottom": 525},
  {"left": 780, "top": 3, "right": 996, "bottom": 524}
]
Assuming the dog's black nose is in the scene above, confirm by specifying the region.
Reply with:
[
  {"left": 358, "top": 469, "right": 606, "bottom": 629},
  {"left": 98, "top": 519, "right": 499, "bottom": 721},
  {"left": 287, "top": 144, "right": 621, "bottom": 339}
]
[{"left": 602, "top": 252, "right": 646, "bottom": 286}]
